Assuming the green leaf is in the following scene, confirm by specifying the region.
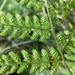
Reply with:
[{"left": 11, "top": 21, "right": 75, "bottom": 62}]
[
  {"left": 39, "top": 49, "right": 50, "bottom": 72},
  {"left": 0, "top": 26, "right": 11, "bottom": 36},
  {"left": 34, "top": 2, "right": 44, "bottom": 11},
  {"left": 21, "top": 50, "right": 31, "bottom": 62},
  {"left": 17, "top": 62, "right": 28, "bottom": 74},
  {"left": 9, "top": 64, "right": 18, "bottom": 74},
  {"left": 9, "top": 51, "right": 21, "bottom": 62}
]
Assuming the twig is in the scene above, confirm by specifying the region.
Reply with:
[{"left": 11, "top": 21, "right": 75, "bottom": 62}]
[{"left": 0, "top": 40, "right": 37, "bottom": 55}]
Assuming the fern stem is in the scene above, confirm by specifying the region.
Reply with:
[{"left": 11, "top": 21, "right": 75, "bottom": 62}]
[
  {"left": 45, "top": 0, "right": 73, "bottom": 75},
  {"left": 0, "top": 40, "right": 37, "bottom": 55},
  {"left": 0, "top": 0, "right": 7, "bottom": 11},
  {"left": 0, "top": 25, "right": 51, "bottom": 31}
]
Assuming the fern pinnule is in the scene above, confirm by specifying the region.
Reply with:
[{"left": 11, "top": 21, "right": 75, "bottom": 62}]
[
  {"left": 33, "top": 15, "right": 40, "bottom": 28},
  {"left": 0, "top": 11, "right": 5, "bottom": 24},
  {"left": 39, "top": 14, "right": 50, "bottom": 42},
  {"left": 30, "top": 15, "right": 40, "bottom": 40},
  {"left": 34, "top": 1, "right": 44, "bottom": 11},
  {"left": 21, "top": 50, "right": 31, "bottom": 62},
  {"left": 6, "top": 13, "right": 14, "bottom": 24},
  {"left": 68, "top": 46, "right": 75, "bottom": 53},
  {"left": 20, "top": 0, "right": 29, "bottom": 5},
  {"left": 15, "top": 14, "right": 23, "bottom": 26},
  {"left": 9, "top": 51, "right": 21, "bottom": 62},
  {"left": 30, "top": 49, "right": 40, "bottom": 74},
  {"left": 39, "top": 49, "right": 50, "bottom": 72},
  {"left": 0, "top": 66, "right": 9, "bottom": 74},
  {"left": 24, "top": 15, "right": 32, "bottom": 27},
  {"left": 32, "top": 49, "right": 40, "bottom": 61},
  {"left": 56, "top": 33, "right": 66, "bottom": 47},
  {"left": 9, "top": 52, "right": 21, "bottom": 73},
  {"left": 39, "top": 30, "right": 50, "bottom": 42},
  {"left": 49, "top": 61, "right": 59, "bottom": 75},
  {"left": 40, "top": 14, "right": 49, "bottom": 29},
  {"left": 0, "top": 26, "right": 11, "bottom": 36},
  {"left": 10, "top": 27, "right": 21, "bottom": 38},
  {"left": 1, "top": 54, "right": 10, "bottom": 63},
  {"left": 19, "top": 29, "right": 29, "bottom": 39},
  {"left": 30, "top": 30, "right": 40, "bottom": 40},
  {"left": 26, "top": 0, "right": 35, "bottom": 8},
  {"left": 9, "top": 64, "right": 18, "bottom": 74}
]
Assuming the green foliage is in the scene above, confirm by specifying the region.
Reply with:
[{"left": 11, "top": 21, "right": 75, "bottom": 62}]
[
  {"left": 0, "top": 48, "right": 59, "bottom": 74},
  {"left": 12, "top": 0, "right": 44, "bottom": 11},
  {"left": 0, "top": 0, "right": 75, "bottom": 75},
  {"left": 0, "top": 11, "right": 50, "bottom": 42}
]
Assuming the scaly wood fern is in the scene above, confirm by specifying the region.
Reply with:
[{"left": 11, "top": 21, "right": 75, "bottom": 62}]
[{"left": 0, "top": 0, "right": 75, "bottom": 75}]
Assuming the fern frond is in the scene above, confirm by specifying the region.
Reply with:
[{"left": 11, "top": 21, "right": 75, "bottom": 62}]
[
  {"left": 0, "top": 48, "right": 60, "bottom": 74},
  {"left": 11, "top": 0, "right": 44, "bottom": 11},
  {"left": 57, "top": 29, "right": 75, "bottom": 75},
  {"left": 0, "top": 12, "right": 50, "bottom": 42},
  {"left": 0, "top": 0, "right": 75, "bottom": 75},
  {"left": 0, "top": 47, "right": 74, "bottom": 74}
]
